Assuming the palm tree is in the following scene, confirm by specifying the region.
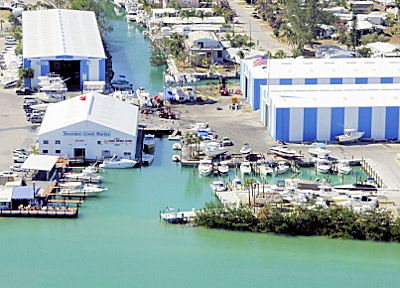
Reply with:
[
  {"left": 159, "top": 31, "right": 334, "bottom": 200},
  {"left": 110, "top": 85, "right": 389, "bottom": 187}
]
[
  {"left": 244, "top": 178, "right": 257, "bottom": 206},
  {"left": 19, "top": 68, "right": 34, "bottom": 87},
  {"left": 0, "top": 19, "right": 4, "bottom": 31}
]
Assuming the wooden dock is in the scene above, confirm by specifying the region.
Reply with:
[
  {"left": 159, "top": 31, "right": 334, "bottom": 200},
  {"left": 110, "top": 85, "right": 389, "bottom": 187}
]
[
  {"left": 47, "top": 199, "right": 84, "bottom": 205},
  {"left": 160, "top": 209, "right": 197, "bottom": 224},
  {"left": 0, "top": 207, "right": 78, "bottom": 218}
]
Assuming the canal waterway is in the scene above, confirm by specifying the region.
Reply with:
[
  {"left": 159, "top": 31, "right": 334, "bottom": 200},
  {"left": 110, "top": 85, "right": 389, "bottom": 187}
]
[{"left": 0, "top": 16, "right": 399, "bottom": 288}]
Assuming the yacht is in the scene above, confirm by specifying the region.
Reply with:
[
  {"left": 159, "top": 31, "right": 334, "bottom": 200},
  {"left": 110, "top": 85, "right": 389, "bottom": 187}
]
[
  {"left": 142, "top": 154, "right": 154, "bottom": 166},
  {"left": 99, "top": 154, "right": 137, "bottom": 169},
  {"left": 276, "top": 161, "right": 289, "bottom": 174},
  {"left": 240, "top": 161, "right": 252, "bottom": 175},
  {"left": 270, "top": 145, "right": 297, "bottom": 157},
  {"left": 143, "top": 134, "right": 155, "bottom": 151},
  {"left": 337, "top": 160, "right": 352, "bottom": 175},
  {"left": 308, "top": 144, "right": 331, "bottom": 158},
  {"left": 204, "top": 143, "right": 227, "bottom": 157},
  {"left": 336, "top": 129, "right": 364, "bottom": 143},
  {"left": 64, "top": 166, "right": 103, "bottom": 183},
  {"left": 316, "top": 159, "right": 331, "bottom": 174},
  {"left": 198, "top": 159, "right": 213, "bottom": 176},
  {"left": 259, "top": 162, "right": 273, "bottom": 176},
  {"left": 240, "top": 143, "right": 251, "bottom": 154},
  {"left": 210, "top": 180, "right": 227, "bottom": 192},
  {"left": 59, "top": 183, "right": 107, "bottom": 197},
  {"left": 218, "top": 161, "right": 229, "bottom": 174},
  {"left": 36, "top": 92, "right": 66, "bottom": 103}
]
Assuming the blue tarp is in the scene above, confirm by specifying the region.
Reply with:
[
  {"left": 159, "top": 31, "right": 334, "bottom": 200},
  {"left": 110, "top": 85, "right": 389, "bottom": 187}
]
[
  {"left": 12, "top": 186, "right": 40, "bottom": 200},
  {"left": 164, "top": 89, "right": 175, "bottom": 101},
  {"left": 197, "top": 132, "right": 208, "bottom": 137}
]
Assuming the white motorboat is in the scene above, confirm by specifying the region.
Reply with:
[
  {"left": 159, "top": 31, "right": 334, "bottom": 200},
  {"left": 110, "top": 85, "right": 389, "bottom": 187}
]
[
  {"left": 172, "top": 155, "right": 181, "bottom": 162},
  {"left": 218, "top": 161, "right": 229, "bottom": 174},
  {"left": 136, "top": 87, "right": 152, "bottom": 106},
  {"left": 59, "top": 183, "right": 107, "bottom": 197},
  {"left": 64, "top": 166, "right": 103, "bottom": 183},
  {"left": 240, "top": 161, "right": 252, "bottom": 175},
  {"left": 276, "top": 161, "right": 289, "bottom": 174},
  {"left": 259, "top": 162, "right": 273, "bottom": 176},
  {"left": 270, "top": 145, "right": 297, "bottom": 157},
  {"left": 114, "top": 6, "right": 123, "bottom": 16},
  {"left": 99, "top": 154, "right": 137, "bottom": 169},
  {"left": 198, "top": 159, "right": 213, "bottom": 176},
  {"left": 240, "top": 143, "right": 251, "bottom": 154},
  {"left": 203, "top": 143, "right": 227, "bottom": 157},
  {"left": 111, "top": 75, "right": 132, "bottom": 91},
  {"left": 111, "top": 90, "right": 135, "bottom": 104},
  {"left": 336, "top": 129, "right": 364, "bottom": 143},
  {"left": 143, "top": 134, "right": 155, "bottom": 151},
  {"left": 210, "top": 180, "right": 227, "bottom": 192},
  {"left": 337, "top": 160, "right": 352, "bottom": 175},
  {"left": 172, "top": 143, "right": 182, "bottom": 150},
  {"left": 142, "top": 154, "right": 154, "bottom": 165},
  {"left": 13, "top": 153, "right": 28, "bottom": 163},
  {"left": 316, "top": 159, "right": 331, "bottom": 174},
  {"left": 308, "top": 144, "right": 331, "bottom": 158},
  {"left": 126, "top": 9, "right": 137, "bottom": 22},
  {"left": 36, "top": 92, "right": 65, "bottom": 103}
]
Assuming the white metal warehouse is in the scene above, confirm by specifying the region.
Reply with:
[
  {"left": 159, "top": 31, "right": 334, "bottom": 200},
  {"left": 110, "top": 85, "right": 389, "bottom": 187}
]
[
  {"left": 261, "top": 84, "right": 400, "bottom": 142},
  {"left": 22, "top": 9, "right": 106, "bottom": 90},
  {"left": 38, "top": 92, "right": 139, "bottom": 160}
]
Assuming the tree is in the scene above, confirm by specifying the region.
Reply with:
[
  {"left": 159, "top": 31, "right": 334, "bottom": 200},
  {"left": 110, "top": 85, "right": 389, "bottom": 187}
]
[
  {"left": 0, "top": 19, "right": 4, "bottom": 31},
  {"left": 244, "top": 178, "right": 257, "bottom": 206},
  {"left": 19, "top": 68, "right": 34, "bottom": 87},
  {"left": 274, "top": 49, "right": 286, "bottom": 59},
  {"left": 55, "top": 0, "right": 66, "bottom": 8},
  {"left": 150, "top": 48, "right": 167, "bottom": 67},
  {"left": 8, "top": 13, "right": 21, "bottom": 28},
  {"left": 357, "top": 47, "right": 372, "bottom": 58},
  {"left": 349, "top": 4, "right": 360, "bottom": 51}
]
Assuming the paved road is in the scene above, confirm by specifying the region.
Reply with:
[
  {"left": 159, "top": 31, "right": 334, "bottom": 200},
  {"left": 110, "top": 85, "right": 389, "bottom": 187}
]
[{"left": 227, "top": 0, "right": 291, "bottom": 54}]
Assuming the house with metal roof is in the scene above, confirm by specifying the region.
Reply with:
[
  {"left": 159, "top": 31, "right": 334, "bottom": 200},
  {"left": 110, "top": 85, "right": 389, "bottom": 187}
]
[
  {"left": 22, "top": 9, "right": 106, "bottom": 90},
  {"left": 38, "top": 92, "right": 139, "bottom": 161}
]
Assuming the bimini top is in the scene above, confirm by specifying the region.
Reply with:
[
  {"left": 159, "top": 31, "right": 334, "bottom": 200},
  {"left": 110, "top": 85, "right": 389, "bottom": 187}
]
[
  {"left": 22, "top": 9, "right": 106, "bottom": 59},
  {"left": 39, "top": 92, "right": 139, "bottom": 136}
]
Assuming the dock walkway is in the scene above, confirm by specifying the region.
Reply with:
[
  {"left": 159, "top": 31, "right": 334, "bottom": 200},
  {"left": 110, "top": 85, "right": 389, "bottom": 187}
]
[
  {"left": 160, "top": 209, "right": 196, "bottom": 224},
  {"left": 0, "top": 207, "right": 78, "bottom": 218}
]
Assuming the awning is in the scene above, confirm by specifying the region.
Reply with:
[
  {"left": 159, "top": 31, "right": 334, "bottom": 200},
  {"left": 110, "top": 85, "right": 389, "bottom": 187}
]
[
  {"left": 0, "top": 186, "right": 13, "bottom": 202},
  {"left": 21, "top": 155, "right": 59, "bottom": 171},
  {"left": 12, "top": 186, "right": 40, "bottom": 200}
]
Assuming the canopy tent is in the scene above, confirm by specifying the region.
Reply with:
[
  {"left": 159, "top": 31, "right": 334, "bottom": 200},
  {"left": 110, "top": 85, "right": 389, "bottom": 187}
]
[
  {"left": 12, "top": 186, "right": 40, "bottom": 200},
  {"left": 21, "top": 155, "right": 59, "bottom": 171}
]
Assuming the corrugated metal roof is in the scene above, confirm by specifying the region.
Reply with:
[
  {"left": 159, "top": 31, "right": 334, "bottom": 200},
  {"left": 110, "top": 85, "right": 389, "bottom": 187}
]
[
  {"left": 262, "top": 84, "right": 400, "bottom": 108},
  {"left": 21, "top": 155, "right": 59, "bottom": 171},
  {"left": 243, "top": 58, "right": 400, "bottom": 79},
  {"left": 12, "top": 186, "right": 40, "bottom": 200},
  {"left": 22, "top": 9, "right": 106, "bottom": 59},
  {"left": 38, "top": 92, "right": 139, "bottom": 136}
]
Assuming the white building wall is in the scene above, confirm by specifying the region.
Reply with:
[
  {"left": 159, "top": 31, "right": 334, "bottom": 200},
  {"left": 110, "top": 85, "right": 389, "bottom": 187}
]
[
  {"left": 88, "top": 60, "right": 99, "bottom": 81},
  {"left": 30, "top": 59, "right": 41, "bottom": 87},
  {"left": 289, "top": 108, "right": 304, "bottom": 141},
  {"left": 371, "top": 107, "right": 386, "bottom": 139},
  {"left": 344, "top": 107, "right": 358, "bottom": 130},
  {"left": 38, "top": 121, "right": 137, "bottom": 160},
  {"left": 317, "top": 108, "right": 331, "bottom": 141}
]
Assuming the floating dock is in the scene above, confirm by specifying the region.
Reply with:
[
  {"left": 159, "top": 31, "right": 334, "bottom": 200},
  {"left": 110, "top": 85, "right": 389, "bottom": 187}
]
[
  {"left": 160, "top": 209, "right": 197, "bottom": 224},
  {"left": 0, "top": 207, "right": 78, "bottom": 218}
]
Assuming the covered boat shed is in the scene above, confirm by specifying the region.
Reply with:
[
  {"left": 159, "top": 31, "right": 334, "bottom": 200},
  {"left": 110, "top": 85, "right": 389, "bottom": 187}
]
[
  {"left": 260, "top": 84, "right": 400, "bottom": 142},
  {"left": 21, "top": 155, "right": 59, "bottom": 181},
  {"left": 22, "top": 9, "right": 106, "bottom": 90}
]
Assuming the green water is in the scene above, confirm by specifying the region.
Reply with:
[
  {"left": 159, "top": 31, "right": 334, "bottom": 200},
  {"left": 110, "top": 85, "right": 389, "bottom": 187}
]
[{"left": 1, "top": 16, "right": 399, "bottom": 288}]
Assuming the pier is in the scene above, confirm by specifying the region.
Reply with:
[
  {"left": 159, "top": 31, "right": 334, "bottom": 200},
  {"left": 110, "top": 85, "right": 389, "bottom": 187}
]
[
  {"left": 0, "top": 207, "right": 78, "bottom": 218},
  {"left": 160, "top": 208, "right": 197, "bottom": 224}
]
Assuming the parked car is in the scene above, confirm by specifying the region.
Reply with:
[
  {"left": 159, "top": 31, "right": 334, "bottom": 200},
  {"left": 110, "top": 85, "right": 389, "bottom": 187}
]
[
  {"left": 5, "top": 36, "right": 16, "bottom": 45},
  {"left": 9, "top": 164, "right": 25, "bottom": 172},
  {"left": 16, "top": 87, "right": 36, "bottom": 95},
  {"left": 30, "top": 115, "right": 43, "bottom": 124},
  {"left": 0, "top": 171, "right": 18, "bottom": 177},
  {"left": 13, "top": 153, "right": 28, "bottom": 163},
  {"left": 13, "top": 148, "right": 29, "bottom": 155},
  {"left": 252, "top": 13, "right": 260, "bottom": 19},
  {"left": 221, "top": 136, "right": 234, "bottom": 146}
]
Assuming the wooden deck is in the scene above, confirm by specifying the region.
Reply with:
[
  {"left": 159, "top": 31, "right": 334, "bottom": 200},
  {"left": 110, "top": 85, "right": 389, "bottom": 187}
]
[
  {"left": 0, "top": 208, "right": 78, "bottom": 218},
  {"left": 40, "top": 181, "right": 56, "bottom": 197},
  {"left": 47, "top": 199, "right": 84, "bottom": 205}
]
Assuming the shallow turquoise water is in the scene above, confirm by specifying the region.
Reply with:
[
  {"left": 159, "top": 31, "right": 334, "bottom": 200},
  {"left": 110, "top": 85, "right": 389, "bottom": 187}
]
[{"left": 1, "top": 16, "right": 399, "bottom": 288}]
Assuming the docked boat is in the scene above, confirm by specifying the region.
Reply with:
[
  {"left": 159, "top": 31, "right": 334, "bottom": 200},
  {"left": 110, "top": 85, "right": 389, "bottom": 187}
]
[
  {"left": 143, "top": 134, "right": 155, "bottom": 152},
  {"left": 99, "top": 154, "right": 136, "bottom": 169},
  {"left": 316, "top": 159, "right": 331, "bottom": 174},
  {"left": 218, "top": 161, "right": 229, "bottom": 174},
  {"left": 210, "top": 180, "right": 227, "bottom": 192},
  {"left": 36, "top": 92, "right": 65, "bottom": 103},
  {"left": 111, "top": 75, "right": 132, "bottom": 91},
  {"left": 64, "top": 166, "right": 103, "bottom": 183},
  {"left": 308, "top": 144, "right": 331, "bottom": 158},
  {"left": 172, "top": 155, "right": 181, "bottom": 162},
  {"left": 172, "top": 143, "right": 182, "bottom": 150},
  {"left": 136, "top": 87, "right": 152, "bottom": 107},
  {"left": 334, "top": 181, "right": 377, "bottom": 192},
  {"left": 240, "top": 161, "right": 252, "bottom": 175},
  {"left": 337, "top": 159, "right": 352, "bottom": 175},
  {"left": 59, "top": 183, "right": 107, "bottom": 197},
  {"left": 113, "top": 6, "right": 123, "bottom": 16},
  {"left": 259, "top": 162, "right": 273, "bottom": 176},
  {"left": 198, "top": 159, "right": 213, "bottom": 176},
  {"left": 204, "top": 143, "right": 227, "bottom": 157},
  {"left": 142, "top": 154, "right": 154, "bottom": 165},
  {"left": 336, "top": 129, "right": 364, "bottom": 143},
  {"left": 240, "top": 143, "right": 251, "bottom": 154},
  {"left": 276, "top": 161, "right": 289, "bottom": 174},
  {"left": 270, "top": 145, "right": 297, "bottom": 157}
]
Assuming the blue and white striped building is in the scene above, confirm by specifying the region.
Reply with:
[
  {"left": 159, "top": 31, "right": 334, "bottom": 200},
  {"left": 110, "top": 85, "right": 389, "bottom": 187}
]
[
  {"left": 22, "top": 9, "right": 106, "bottom": 90},
  {"left": 240, "top": 58, "right": 400, "bottom": 142}
]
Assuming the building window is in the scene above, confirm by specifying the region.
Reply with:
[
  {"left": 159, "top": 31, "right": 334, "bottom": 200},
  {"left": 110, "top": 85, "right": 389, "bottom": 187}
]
[
  {"left": 55, "top": 149, "right": 61, "bottom": 154},
  {"left": 43, "top": 140, "right": 49, "bottom": 144},
  {"left": 305, "top": 78, "right": 318, "bottom": 85},
  {"left": 102, "top": 150, "right": 110, "bottom": 157},
  {"left": 42, "top": 150, "right": 48, "bottom": 154},
  {"left": 330, "top": 78, "right": 343, "bottom": 84},
  {"left": 279, "top": 78, "right": 292, "bottom": 85},
  {"left": 124, "top": 152, "right": 131, "bottom": 157},
  {"left": 97, "top": 141, "right": 101, "bottom": 145},
  {"left": 355, "top": 78, "right": 368, "bottom": 84},
  {"left": 55, "top": 140, "right": 61, "bottom": 144},
  {"left": 217, "top": 51, "right": 222, "bottom": 58},
  {"left": 381, "top": 77, "right": 393, "bottom": 84}
]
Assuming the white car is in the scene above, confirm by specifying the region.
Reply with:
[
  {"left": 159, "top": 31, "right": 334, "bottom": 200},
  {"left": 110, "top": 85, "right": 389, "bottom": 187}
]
[
  {"left": 0, "top": 171, "right": 18, "bottom": 177},
  {"left": 10, "top": 164, "right": 24, "bottom": 172},
  {"left": 13, "top": 153, "right": 28, "bottom": 163},
  {"left": 13, "top": 148, "right": 29, "bottom": 156}
]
